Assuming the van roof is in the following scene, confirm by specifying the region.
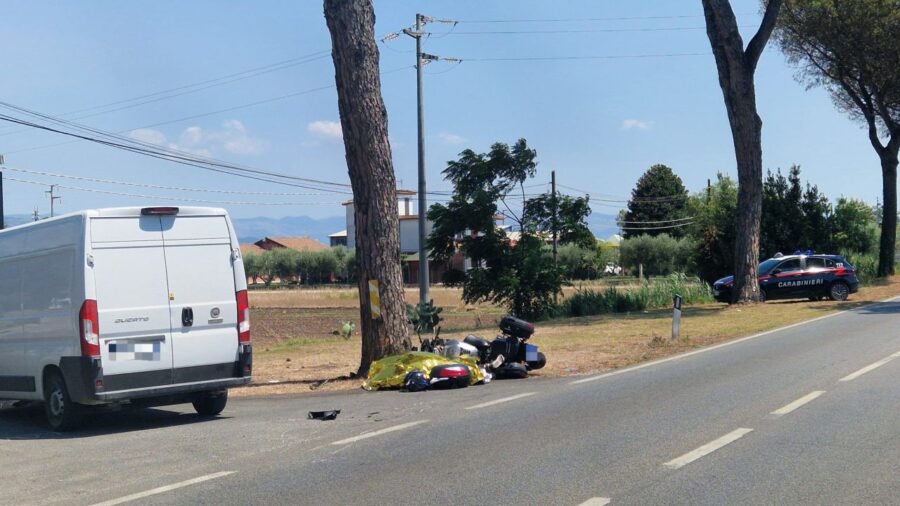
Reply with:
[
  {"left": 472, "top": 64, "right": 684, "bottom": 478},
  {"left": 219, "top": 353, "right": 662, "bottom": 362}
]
[
  {"left": 0, "top": 206, "right": 229, "bottom": 234},
  {"left": 88, "top": 206, "right": 228, "bottom": 218}
]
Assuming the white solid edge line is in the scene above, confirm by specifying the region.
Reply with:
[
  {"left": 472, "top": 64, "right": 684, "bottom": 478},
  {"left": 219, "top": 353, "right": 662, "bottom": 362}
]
[
  {"left": 90, "top": 471, "right": 235, "bottom": 506},
  {"left": 330, "top": 420, "right": 429, "bottom": 445},
  {"left": 839, "top": 350, "right": 900, "bottom": 382},
  {"left": 465, "top": 392, "right": 537, "bottom": 410},
  {"left": 570, "top": 295, "right": 900, "bottom": 386},
  {"left": 771, "top": 390, "right": 826, "bottom": 416},
  {"left": 663, "top": 428, "right": 753, "bottom": 470},
  {"left": 578, "top": 497, "right": 612, "bottom": 506}
]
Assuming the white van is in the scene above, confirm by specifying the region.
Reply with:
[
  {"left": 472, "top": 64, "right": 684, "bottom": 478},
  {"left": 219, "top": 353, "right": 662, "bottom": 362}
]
[{"left": 0, "top": 206, "right": 252, "bottom": 430}]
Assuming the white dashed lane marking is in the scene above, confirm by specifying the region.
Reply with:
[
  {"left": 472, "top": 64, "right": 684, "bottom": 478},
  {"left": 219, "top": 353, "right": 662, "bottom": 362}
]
[
  {"left": 771, "top": 391, "right": 826, "bottom": 417},
  {"left": 577, "top": 497, "right": 611, "bottom": 505},
  {"left": 90, "top": 471, "right": 235, "bottom": 506},
  {"left": 664, "top": 428, "right": 754, "bottom": 470},
  {"left": 330, "top": 420, "right": 429, "bottom": 445},
  {"left": 569, "top": 296, "right": 900, "bottom": 387},
  {"left": 839, "top": 351, "right": 900, "bottom": 382},
  {"left": 465, "top": 392, "right": 536, "bottom": 410}
]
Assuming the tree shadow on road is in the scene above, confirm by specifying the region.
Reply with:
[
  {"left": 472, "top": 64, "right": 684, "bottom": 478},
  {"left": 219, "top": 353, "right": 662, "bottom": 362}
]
[
  {"left": 0, "top": 402, "right": 229, "bottom": 440},
  {"left": 803, "top": 300, "right": 900, "bottom": 315},
  {"left": 854, "top": 301, "right": 900, "bottom": 315}
]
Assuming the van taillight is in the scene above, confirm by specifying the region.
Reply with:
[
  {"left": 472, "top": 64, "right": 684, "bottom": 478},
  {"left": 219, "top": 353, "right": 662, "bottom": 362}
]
[
  {"left": 79, "top": 299, "right": 101, "bottom": 357},
  {"left": 236, "top": 290, "right": 250, "bottom": 343}
]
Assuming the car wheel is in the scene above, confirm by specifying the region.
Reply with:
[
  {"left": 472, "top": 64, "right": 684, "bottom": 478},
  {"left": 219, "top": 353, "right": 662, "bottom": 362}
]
[
  {"left": 43, "top": 371, "right": 82, "bottom": 432},
  {"left": 193, "top": 390, "right": 228, "bottom": 416},
  {"left": 829, "top": 282, "right": 850, "bottom": 301}
]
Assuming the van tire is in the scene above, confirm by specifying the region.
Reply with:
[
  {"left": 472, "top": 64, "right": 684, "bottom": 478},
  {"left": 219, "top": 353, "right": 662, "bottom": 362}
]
[
  {"left": 193, "top": 390, "right": 228, "bottom": 416},
  {"left": 43, "top": 371, "right": 83, "bottom": 432}
]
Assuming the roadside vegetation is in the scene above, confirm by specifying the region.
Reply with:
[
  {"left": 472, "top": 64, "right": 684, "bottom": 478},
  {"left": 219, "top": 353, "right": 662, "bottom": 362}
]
[{"left": 239, "top": 275, "right": 900, "bottom": 396}]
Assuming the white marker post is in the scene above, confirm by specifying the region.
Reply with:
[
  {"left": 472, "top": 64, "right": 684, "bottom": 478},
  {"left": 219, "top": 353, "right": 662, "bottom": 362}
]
[{"left": 671, "top": 294, "right": 682, "bottom": 340}]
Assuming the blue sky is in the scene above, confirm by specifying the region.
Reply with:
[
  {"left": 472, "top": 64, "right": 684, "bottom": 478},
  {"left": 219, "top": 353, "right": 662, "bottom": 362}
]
[{"left": 0, "top": 0, "right": 889, "bottom": 223}]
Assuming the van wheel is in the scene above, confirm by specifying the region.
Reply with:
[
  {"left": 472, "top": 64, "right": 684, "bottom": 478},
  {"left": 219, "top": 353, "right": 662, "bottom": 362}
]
[
  {"left": 43, "top": 371, "right": 82, "bottom": 432},
  {"left": 193, "top": 390, "right": 228, "bottom": 416},
  {"left": 829, "top": 282, "right": 850, "bottom": 301}
]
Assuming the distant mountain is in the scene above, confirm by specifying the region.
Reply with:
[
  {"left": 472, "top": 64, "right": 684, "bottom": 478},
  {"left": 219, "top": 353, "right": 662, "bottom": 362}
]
[
  {"left": 4, "top": 211, "right": 621, "bottom": 245},
  {"left": 586, "top": 213, "right": 622, "bottom": 241},
  {"left": 3, "top": 214, "right": 37, "bottom": 228},
  {"left": 231, "top": 212, "right": 622, "bottom": 246},
  {"left": 232, "top": 215, "right": 346, "bottom": 244}
]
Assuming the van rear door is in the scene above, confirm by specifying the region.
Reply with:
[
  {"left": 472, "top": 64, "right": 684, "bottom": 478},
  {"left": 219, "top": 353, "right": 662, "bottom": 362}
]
[
  {"left": 160, "top": 215, "right": 239, "bottom": 383},
  {"left": 90, "top": 217, "right": 175, "bottom": 389}
]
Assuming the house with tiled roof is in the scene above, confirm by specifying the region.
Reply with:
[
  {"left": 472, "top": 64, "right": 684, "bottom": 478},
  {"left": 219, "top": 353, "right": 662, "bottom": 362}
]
[
  {"left": 253, "top": 236, "right": 328, "bottom": 252},
  {"left": 239, "top": 243, "right": 266, "bottom": 256}
]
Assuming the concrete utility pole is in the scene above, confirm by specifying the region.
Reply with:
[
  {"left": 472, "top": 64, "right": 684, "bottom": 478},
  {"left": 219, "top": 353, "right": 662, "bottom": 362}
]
[
  {"left": 0, "top": 154, "right": 5, "bottom": 230},
  {"left": 405, "top": 14, "right": 431, "bottom": 304},
  {"left": 551, "top": 170, "right": 558, "bottom": 264},
  {"left": 45, "top": 184, "right": 60, "bottom": 217}
]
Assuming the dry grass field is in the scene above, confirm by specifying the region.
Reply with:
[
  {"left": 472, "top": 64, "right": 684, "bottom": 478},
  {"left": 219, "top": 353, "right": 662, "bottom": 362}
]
[{"left": 235, "top": 277, "right": 900, "bottom": 397}]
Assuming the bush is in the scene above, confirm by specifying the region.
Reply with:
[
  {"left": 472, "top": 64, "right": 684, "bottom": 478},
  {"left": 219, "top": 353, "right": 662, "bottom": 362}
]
[
  {"left": 556, "top": 273, "right": 712, "bottom": 318},
  {"left": 841, "top": 251, "right": 879, "bottom": 284},
  {"left": 557, "top": 244, "right": 601, "bottom": 280},
  {"left": 619, "top": 234, "right": 696, "bottom": 276}
]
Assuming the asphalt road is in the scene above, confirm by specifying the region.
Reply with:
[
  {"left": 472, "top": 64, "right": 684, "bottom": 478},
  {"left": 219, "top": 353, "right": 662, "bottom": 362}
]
[{"left": 2, "top": 298, "right": 899, "bottom": 506}]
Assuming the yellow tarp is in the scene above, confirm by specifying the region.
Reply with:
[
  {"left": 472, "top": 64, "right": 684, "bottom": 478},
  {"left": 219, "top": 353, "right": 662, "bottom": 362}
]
[{"left": 364, "top": 351, "right": 485, "bottom": 390}]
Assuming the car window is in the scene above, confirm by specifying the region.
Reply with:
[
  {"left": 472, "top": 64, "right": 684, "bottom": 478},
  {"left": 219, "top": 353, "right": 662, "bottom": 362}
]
[
  {"left": 806, "top": 258, "right": 825, "bottom": 269},
  {"left": 758, "top": 258, "right": 780, "bottom": 274},
  {"left": 775, "top": 259, "right": 801, "bottom": 272}
]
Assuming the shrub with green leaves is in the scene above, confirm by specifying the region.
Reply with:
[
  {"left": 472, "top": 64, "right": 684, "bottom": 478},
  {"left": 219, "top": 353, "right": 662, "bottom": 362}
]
[{"left": 619, "top": 234, "right": 696, "bottom": 276}]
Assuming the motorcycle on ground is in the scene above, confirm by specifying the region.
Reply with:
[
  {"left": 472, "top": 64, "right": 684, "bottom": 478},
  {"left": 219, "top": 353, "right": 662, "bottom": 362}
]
[{"left": 461, "top": 316, "right": 547, "bottom": 379}]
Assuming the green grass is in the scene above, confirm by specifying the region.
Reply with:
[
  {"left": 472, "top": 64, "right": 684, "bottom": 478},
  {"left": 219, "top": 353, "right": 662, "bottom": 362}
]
[{"left": 555, "top": 273, "right": 713, "bottom": 318}]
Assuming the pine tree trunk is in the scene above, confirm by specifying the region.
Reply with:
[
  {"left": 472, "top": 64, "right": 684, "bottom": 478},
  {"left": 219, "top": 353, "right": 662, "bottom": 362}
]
[
  {"left": 878, "top": 151, "right": 898, "bottom": 277},
  {"left": 324, "top": 0, "right": 410, "bottom": 376},
  {"left": 702, "top": 0, "right": 781, "bottom": 303},
  {"left": 730, "top": 104, "right": 764, "bottom": 302}
]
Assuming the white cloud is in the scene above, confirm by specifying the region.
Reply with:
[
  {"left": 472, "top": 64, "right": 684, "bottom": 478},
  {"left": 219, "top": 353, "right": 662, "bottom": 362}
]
[
  {"left": 128, "top": 128, "right": 167, "bottom": 145},
  {"left": 307, "top": 120, "right": 343, "bottom": 139},
  {"left": 438, "top": 132, "right": 466, "bottom": 145},
  {"left": 621, "top": 119, "right": 654, "bottom": 130},
  {"left": 224, "top": 137, "right": 266, "bottom": 155},
  {"left": 129, "top": 120, "right": 266, "bottom": 158},
  {"left": 180, "top": 126, "right": 204, "bottom": 146}
]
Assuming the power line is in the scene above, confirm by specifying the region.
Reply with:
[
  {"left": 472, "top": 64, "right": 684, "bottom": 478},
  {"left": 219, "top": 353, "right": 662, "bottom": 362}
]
[
  {"left": 0, "top": 51, "right": 332, "bottom": 138},
  {"left": 0, "top": 166, "right": 340, "bottom": 196},
  {"left": 616, "top": 216, "right": 695, "bottom": 225},
  {"left": 0, "top": 101, "right": 356, "bottom": 192},
  {"left": 3, "top": 65, "right": 412, "bottom": 158},
  {"left": 456, "top": 13, "right": 755, "bottom": 23},
  {"left": 458, "top": 52, "right": 710, "bottom": 62},
  {"left": 618, "top": 222, "right": 694, "bottom": 231},
  {"left": 557, "top": 183, "right": 688, "bottom": 203},
  {"left": 439, "top": 26, "right": 743, "bottom": 35},
  {"left": 2, "top": 175, "right": 343, "bottom": 206}
]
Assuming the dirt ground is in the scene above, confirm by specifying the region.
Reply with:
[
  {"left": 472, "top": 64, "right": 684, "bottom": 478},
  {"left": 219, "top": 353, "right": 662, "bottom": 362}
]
[{"left": 235, "top": 277, "right": 900, "bottom": 397}]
